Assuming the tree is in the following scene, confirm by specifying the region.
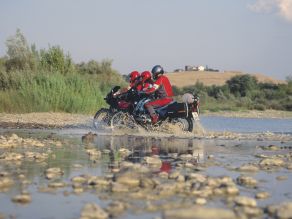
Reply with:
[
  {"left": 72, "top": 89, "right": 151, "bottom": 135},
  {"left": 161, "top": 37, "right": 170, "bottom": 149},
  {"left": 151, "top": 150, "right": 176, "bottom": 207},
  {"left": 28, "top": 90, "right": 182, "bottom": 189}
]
[
  {"left": 5, "top": 29, "right": 36, "bottom": 71},
  {"left": 226, "top": 74, "right": 258, "bottom": 97},
  {"left": 40, "top": 45, "right": 74, "bottom": 74}
]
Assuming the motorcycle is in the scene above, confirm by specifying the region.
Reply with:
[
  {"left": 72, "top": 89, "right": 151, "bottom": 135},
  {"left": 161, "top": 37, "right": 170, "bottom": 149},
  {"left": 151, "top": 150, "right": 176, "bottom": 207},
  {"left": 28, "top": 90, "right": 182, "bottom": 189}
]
[{"left": 110, "top": 89, "right": 200, "bottom": 132}]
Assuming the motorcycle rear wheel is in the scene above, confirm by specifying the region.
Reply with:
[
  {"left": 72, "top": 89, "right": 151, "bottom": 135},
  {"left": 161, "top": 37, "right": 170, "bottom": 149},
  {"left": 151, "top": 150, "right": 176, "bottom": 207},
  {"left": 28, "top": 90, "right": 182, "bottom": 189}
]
[
  {"left": 172, "top": 117, "right": 193, "bottom": 132},
  {"left": 93, "top": 108, "right": 111, "bottom": 129}
]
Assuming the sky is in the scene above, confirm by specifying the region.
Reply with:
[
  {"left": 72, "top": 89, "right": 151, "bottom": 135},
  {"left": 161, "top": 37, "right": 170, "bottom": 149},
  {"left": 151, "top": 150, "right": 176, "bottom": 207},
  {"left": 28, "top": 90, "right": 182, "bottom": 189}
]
[{"left": 0, "top": 0, "right": 292, "bottom": 80}]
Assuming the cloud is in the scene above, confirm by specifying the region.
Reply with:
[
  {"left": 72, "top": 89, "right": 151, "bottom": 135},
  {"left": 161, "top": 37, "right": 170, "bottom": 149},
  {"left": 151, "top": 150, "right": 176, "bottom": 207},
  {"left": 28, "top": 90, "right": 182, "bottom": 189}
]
[{"left": 248, "top": 0, "right": 292, "bottom": 22}]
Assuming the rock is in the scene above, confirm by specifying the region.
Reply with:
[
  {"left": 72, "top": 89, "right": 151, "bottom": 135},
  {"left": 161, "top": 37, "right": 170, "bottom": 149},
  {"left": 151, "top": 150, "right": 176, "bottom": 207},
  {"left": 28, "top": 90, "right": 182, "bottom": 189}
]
[
  {"left": 236, "top": 176, "right": 257, "bottom": 187},
  {"left": 144, "top": 156, "right": 162, "bottom": 167},
  {"left": 276, "top": 175, "right": 288, "bottom": 181},
  {"left": 115, "top": 172, "right": 140, "bottom": 187},
  {"left": 0, "top": 152, "right": 23, "bottom": 161},
  {"left": 87, "top": 176, "right": 110, "bottom": 187},
  {"left": 111, "top": 183, "right": 129, "bottom": 193},
  {"left": 255, "top": 191, "right": 270, "bottom": 199},
  {"left": 234, "top": 206, "right": 263, "bottom": 217},
  {"left": 45, "top": 167, "right": 64, "bottom": 179},
  {"left": 188, "top": 173, "right": 207, "bottom": 183},
  {"left": 234, "top": 196, "right": 257, "bottom": 207},
  {"left": 236, "top": 164, "right": 259, "bottom": 172},
  {"left": 82, "top": 132, "right": 97, "bottom": 144},
  {"left": 140, "top": 178, "right": 157, "bottom": 189},
  {"left": 11, "top": 194, "right": 31, "bottom": 204},
  {"left": 267, "top": 202, "right": 292, "bottom": 219},
  {"left": 48, "top": 182, "right": 66, "bottom": 188},
  {"left": 106, "top": 201, "right": 126, "bottom": 217},
  {"left": 86, "top": 149, "right": 101, "bottom": 158},
  {"left": 71, "top": 176, "right": 87, "bottom": 184},
  {"left": 259, "top": 145, "right": 280, "bottom": 151},
  {"left": 0, "top": 177, "right": 14, "bottom": 188},
  {"left": 163, "top": 206, "right": 236, "bottom": 219},
  {"left": 259, "top": 158, "right": 284, "bottom": 167},
  {"left": 195, "top": 198, "right": 207, "bottom": 205},
  {"left": 80, "top": 203, "right": 109, "bottom": 219}
]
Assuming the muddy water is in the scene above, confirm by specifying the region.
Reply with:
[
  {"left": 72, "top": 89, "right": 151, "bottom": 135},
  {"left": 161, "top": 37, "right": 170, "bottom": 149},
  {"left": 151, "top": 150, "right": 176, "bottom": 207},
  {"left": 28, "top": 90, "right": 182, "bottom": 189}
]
[{"left": 0, "top": 118, "right": 292, "bottom": 219}]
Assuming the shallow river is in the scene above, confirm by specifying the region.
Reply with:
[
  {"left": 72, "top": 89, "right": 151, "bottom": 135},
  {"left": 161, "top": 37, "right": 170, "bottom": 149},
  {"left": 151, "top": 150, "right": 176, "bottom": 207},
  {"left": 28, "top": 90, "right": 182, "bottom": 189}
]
[{"left": 0, "top": 116, "right": 292, "bottom": 219}]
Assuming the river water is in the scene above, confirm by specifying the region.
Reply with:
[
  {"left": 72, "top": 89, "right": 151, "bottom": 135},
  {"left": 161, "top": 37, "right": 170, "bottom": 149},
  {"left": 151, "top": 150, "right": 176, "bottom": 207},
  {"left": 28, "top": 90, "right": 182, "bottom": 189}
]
[{"left": 0, "top": 116, "right": 292, "bottom": 219}]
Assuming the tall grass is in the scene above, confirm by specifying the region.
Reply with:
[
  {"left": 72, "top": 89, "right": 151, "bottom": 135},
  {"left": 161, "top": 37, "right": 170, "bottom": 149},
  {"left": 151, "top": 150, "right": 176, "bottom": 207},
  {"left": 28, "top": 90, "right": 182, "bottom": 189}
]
[{"left": 0, "top": 71, "right": 108, "bottom": 113}]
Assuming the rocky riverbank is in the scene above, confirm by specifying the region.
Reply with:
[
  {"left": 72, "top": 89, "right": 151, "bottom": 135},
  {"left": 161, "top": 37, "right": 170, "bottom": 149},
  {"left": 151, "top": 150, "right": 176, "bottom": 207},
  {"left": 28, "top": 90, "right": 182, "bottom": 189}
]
[{"left": 0, "top": 131, "right": 292, "bottom": 219}]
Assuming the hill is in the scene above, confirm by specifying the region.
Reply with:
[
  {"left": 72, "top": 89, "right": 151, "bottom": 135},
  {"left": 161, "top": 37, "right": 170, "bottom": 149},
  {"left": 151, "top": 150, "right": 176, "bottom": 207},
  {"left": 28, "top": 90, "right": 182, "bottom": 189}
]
[{"left": 165, "top": 71, "right": 285, "bottom": 88}]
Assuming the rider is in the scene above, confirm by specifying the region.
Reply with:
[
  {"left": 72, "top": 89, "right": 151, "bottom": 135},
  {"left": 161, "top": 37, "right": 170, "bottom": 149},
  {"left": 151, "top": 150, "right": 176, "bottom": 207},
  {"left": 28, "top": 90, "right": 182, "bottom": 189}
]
[
  {"left": 143, "top": 65, "right": 174, "bottom": 124},
  {"left": 114, "top": 71, "right": 142, "bottom": 97}
]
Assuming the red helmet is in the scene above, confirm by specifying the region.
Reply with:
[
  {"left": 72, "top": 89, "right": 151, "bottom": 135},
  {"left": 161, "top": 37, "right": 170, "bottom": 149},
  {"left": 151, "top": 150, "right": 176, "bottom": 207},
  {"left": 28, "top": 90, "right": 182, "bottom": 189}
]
[
  {"left": 141, "top": 71, "right": 151, "bottom": 83},
  {"left": 129, "top": 71, "right": 140, "bottom": 83}
]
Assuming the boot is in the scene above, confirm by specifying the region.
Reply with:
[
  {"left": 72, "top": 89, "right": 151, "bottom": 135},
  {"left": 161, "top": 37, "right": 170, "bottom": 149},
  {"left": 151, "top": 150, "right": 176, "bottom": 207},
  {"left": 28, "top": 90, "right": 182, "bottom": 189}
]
[{"left": 151, "top": 114, "right": 159, "bottom": 124}]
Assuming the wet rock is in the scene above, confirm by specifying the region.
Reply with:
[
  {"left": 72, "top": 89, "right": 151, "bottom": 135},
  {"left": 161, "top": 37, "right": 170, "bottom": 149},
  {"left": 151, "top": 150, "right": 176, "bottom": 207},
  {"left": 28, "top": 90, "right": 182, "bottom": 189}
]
[
  {"left": 24, "top": 152, "right": 48, "bottom": 161},
  {"left": 80, "top": 203, "right": 108, "bottom": 219},
  {"left": 276, "top": 175, "right": 288, "bottom": 181},
  {"left": 255, "top": 191, "right": 270, "bottom": 199},
  {"left": 266, "top": 202, "right": 292, "bottom": 219},
  {"left": 115, "top": 172, "right": 140, "bottom": 187},
  {"left": 259, "top": 144, "right": 280, "bottom": 151},
  {"left": 87, "top": 176, "right": 110, "bottom": 187},
  {"left": 259, "top": 158, "right": 284, "bottom": 167},
  {"left": 163, "top": 206, "right": 236, "bottom": 219},
  {"left": 11, "top": 194, "right": 31, "bottom": 204},
  {"left": 233, "top": 206, "right": 263, "bottom": 218},
  {"left": 236, "top": 164, "right": 259, "bottom": 172},
  {"left": 236, "top": 175, "right": 257, "bottom": 187},
  {"left": 86, "top": 149, "right": 101, "bottom": 159},
  {"left": 140, "top": 177, "right": 157, "bottom": 189},
  {"left": 73, "top": 164, "right": 83, "bottom": 169},
  {"left": 286, "top": 163, "right": 292, "bottom": 170},
  {"left": 0, "top": 152, "right": 23, "bottom": 161},
  {"left": 234, "top": 196, "right": 257, "bottom": 207},
  {"left": 106, "top": 201, "right": 126, "bottom": 217},
  {"left": 82, "top": 132, "right": 97, "bottom": 144},
  {"left": 195, "top": 198, "right": 207, "bottom": 205},
  {"left": 71, "top": 176, "right": 87, "bottom": 184},
  {"left": 188, "top": 173, "right": 207, "bottom": 183},
  {"left": 48, "top": 182, "right": 66, "bottom": 188},
  {"left": 144, "top": 156, "right": 162, "bottom": 167},
  {"left": 0, "top": 177, "right": 14, "bottom": 190},
  {"left": 111, "top": 183, "right": 129, "bottom": 193},
  {"left": 45, "top": 167, "right": 64, "bottom": 179}
]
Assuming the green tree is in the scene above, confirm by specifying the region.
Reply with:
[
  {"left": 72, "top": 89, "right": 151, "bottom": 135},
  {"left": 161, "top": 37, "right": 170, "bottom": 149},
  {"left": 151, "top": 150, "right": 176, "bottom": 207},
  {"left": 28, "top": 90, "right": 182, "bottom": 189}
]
[
  {"left": 5, "top": 29, "right": 36, "bottom": 71},
  {"left": 40, "top": 45, "right": 74, "bottom": 74},
  {"left": 227, "top": 74, "right": 258, "bottom": 97}
]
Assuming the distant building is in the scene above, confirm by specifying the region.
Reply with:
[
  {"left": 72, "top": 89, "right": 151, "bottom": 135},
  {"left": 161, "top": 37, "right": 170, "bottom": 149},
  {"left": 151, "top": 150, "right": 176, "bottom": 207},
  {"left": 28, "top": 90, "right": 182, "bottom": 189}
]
[{"left": 198, "top": 65, "right": 205, "bottom": 71}]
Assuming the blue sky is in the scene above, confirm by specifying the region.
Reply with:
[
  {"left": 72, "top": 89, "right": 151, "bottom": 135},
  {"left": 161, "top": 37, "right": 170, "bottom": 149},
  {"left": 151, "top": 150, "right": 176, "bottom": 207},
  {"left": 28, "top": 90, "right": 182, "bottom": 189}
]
[{"left": 0, "top": 0, "right": 291, "bottom": 79}]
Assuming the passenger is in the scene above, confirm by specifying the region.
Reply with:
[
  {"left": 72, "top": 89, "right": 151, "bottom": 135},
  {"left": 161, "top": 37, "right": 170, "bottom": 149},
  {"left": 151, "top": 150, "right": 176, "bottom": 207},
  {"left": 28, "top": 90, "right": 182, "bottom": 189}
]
[
  {"left": 140, "top": 71, "right": 153, "bottom": 91},
  {"left": 143, "top": 65, "right": 174, "bottom": 124}
]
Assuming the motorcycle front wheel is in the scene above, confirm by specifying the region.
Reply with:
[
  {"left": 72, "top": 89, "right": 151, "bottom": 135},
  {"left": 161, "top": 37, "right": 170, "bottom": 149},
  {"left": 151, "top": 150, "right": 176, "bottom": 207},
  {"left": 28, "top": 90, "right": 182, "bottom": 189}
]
[
  {"left": 93, "top": 108, "right": 111, "bottom": 129},
  {"left": 111, "top": 112, "right": 138, "bottom": 130}
]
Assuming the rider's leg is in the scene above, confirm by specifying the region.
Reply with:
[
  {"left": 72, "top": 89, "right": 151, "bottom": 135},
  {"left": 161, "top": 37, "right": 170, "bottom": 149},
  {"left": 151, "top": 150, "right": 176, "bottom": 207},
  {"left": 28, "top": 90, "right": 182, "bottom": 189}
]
[{"left": 145, "top": 98, "right": 173, "bottom": 124}]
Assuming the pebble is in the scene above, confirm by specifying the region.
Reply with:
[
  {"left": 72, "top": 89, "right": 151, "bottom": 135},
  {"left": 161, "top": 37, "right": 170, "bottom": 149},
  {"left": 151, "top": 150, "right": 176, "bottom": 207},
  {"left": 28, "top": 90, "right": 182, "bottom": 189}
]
[
  {"left": 236, "top": 164, "right": 259, "bottom": 172},
  {"left": 144, "top": 156, "right": 162, "bottom": 167},
  {"left": 45, "top": 167, "right": 64, "bottom": 179},
  {"left": 266, "top": 202, "right": 292, "bottom": 219}
]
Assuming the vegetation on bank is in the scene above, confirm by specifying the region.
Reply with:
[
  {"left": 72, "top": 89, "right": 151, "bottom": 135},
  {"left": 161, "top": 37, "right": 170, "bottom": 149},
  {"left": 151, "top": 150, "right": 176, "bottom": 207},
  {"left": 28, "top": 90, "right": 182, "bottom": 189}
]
[
  {"left": 174, "top": 74, "right": 292, "bottom": 112},
  {"left": 0, "top": 29, "right": 291, "bottom": 114},
  {"left": 0, "top": 29, "right": 126, "bottom": 113}
]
